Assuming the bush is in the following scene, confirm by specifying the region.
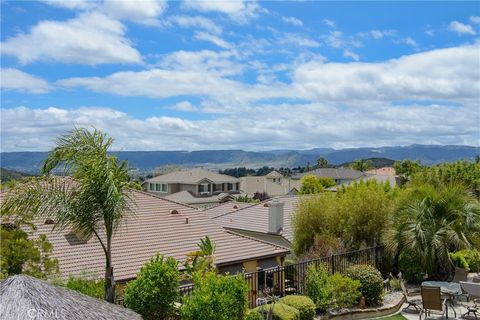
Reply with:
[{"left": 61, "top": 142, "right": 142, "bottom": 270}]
[
  {"left": 449, "top": 251, "right": 469, "bottom": 270},
  {"left": 398, "top": 251, "right": 425, "bottom": 283},
  {"left": 64, "top": 275, "right": 104, "bottom": 299},
  {"left": 124, "top": 254, "right": 180, "bottom": 320},
  {"left": 245, "top": 310, "right": 264, "bottom": 320},
  {"left": 280, "top": 295, "right": 315, "bottom": 320},
  {"left": 345, "top": 265, "right": 383, "bottom": 305},
  {"left": 306, "top": 264, "right": 361, "bottom": 311},
  {"left": 181, "top": 271, "right": 248, "bottom": 320},
  {"left": 326, "top": 273, "right": 361, "bottom": 308},
  {"left": 452, "top": 249, "right": 480, "bottom": 272},
  {"left": 254, "top": 303, "right": 300, "bottom": 320}
]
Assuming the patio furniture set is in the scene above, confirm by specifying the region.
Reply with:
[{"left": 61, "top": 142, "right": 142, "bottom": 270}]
[{"left": 400, "top": 268, "right": 480, "bottom": 319}]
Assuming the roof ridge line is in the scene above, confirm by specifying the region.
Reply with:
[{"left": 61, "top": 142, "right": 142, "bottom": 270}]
[{"left": 225, "top": 229, "right": 290, "bottom": 251}]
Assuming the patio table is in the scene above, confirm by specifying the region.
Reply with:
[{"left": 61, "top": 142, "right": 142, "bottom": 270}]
[{"left": 421, "top": 281, "right": 461, "bottom": 319}]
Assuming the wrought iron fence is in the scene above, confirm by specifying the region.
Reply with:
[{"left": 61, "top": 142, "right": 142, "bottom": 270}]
[{"left": 179, "top": 245, "right": 384, "bottom": 308}]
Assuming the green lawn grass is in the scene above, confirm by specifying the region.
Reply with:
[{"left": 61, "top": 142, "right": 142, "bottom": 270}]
[{"left": 378, "top": 315, "right": 407, "bottom": 320}]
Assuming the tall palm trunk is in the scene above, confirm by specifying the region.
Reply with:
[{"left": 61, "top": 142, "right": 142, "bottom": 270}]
[{"left": 105, "top": 237, "right": 115, "bottom": 303}]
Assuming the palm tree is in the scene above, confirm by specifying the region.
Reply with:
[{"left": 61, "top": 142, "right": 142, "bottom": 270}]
[
  {"left": 385, "top": 183, "right": 480, "bottom": 279},
  {"left": 316, "top": 157, "right": 328, "bottom": 168},
  {"left": 1, "top": 128, "right": 133, "bottom": 302},
  {"left": 350, "top": 159, "right": 372, "bottom": 172}
]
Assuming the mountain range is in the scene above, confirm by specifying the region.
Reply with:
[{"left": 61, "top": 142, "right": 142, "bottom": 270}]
[{"left": 0, "top": 145, "right": 478, "bottom": 174}]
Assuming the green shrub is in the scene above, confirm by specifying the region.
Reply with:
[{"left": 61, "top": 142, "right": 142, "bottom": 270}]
[
  {"left": 245, "top": 310, "right": 264, "bottom": 320},
  {"left": 449, "top": 251, "right": 469, "bottom": 270},
  {"left": 306, "top": 264, "right": 330, "bottom": 310},
  {"left": 345, "top": 265, "right": 383, "bottom": 305},
  {"left": 64, "top": 275, "right": 104, "bottom": 299},
  {"left": 280, "top": 295, "right": 315, "bottom": 320},
  {"left": 327, "top": 273, "right": 361, "bottom": 308},
  {"left": 124, "top": 254, "right": 180, "bottom": 320},
  {"left": 181, "top": 271, "right": 248, "bottom": 320},
  {"left": 398, "top": 251, "right": 426, "bottom": 283},
  {"left": 306, "top": 264, "right": 361, "bottom": 311},
  {"left": 254, "top": 303, "right": 300, "bottom": 320},
  {"left": 453, "top": 249, "right": 480, "bottom": 272}
]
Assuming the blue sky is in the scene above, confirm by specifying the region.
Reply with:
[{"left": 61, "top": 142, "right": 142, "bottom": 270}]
[{"left": 1, "top": 0, "right": 479, "bottom": 151}]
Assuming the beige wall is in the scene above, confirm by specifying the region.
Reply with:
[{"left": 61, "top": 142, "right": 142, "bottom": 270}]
[{"left": 179, "top": 184, "right": 198, "bottom": 195}]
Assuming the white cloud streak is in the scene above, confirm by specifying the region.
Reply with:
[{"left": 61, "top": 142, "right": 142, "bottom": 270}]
[
  {"left": 1, "top": 12, "right": 142, "bottom": 65},
  {"left": 448, "top": 21, "right": 476, "bottom": 35},
  {"left": 1, "top": 68, "right": 52, "bottom": 93}
]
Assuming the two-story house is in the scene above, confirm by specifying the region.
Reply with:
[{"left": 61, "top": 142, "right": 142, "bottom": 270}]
[{"left": 142, "top": 168, "right": 241, "bottom": 208}]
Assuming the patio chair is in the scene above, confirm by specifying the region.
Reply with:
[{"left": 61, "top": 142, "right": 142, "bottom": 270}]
[
  {"left": 400, "top": 279, "right": 420, "bottom": 312},
  {"left": 453, "top": 267, "right": 469, "bottom": 283},
  {"left": 419, "top": 286, "right": 448, "bottom": 320},
  {"left": 460, "top": 281, "right": 480, "bottom": 319}
]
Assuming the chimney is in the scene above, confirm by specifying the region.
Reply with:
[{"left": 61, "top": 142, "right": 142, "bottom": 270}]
[{"left": 268, "top": 198, "right": 284, "bottom": 234}]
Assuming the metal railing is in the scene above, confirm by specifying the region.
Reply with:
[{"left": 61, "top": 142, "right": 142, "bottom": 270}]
[{"left": 179, "top": 245, "right": 384, "bottom": 308}]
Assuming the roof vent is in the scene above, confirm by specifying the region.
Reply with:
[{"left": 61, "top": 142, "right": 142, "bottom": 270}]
[
  {"left": 44, "top": 219, "right": 55, "bottom": 225},
  {"left": 233, "top": 205, "right": 238, "bottom": 209},
  {"left": 263, "top": 203, "right": 269, "bottom": 207},
  {"left": 170, "top": 209, "right": 179, "bottom": 215},
  {"left": 185, "top": 218, "right": 189, "bottom": 224}
]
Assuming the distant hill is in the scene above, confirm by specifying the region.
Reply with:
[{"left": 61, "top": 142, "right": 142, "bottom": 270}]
[
  {"left": 1, "top": 168, "right": 33, "bottom": 182},
  {"left": 1, "top": 145, "right": 477, "bottom": 174},
  {"left": 338, "top": 158, "right": 395, "bottom": 169}
]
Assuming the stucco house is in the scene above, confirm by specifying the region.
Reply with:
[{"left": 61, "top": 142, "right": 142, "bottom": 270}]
[
  {"left": 292, "top": 167, "right": 366, "bottom": 185},
  {"left": 142, "top": 168, "right": 240, "bottom": 208},
  {"left": 240, "top": 171, "right": 300, "bottom": 197}
]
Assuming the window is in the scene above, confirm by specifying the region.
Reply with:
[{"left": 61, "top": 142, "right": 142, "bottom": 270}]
[
  {"left": 227, "top": 183, "right": 238, "bottom": 191},
  {"left": 198, "top": 183, "right": 210, "bottom": 193},
  {"left": 152, "top": 183, "right": 167, "bottom": 193}
]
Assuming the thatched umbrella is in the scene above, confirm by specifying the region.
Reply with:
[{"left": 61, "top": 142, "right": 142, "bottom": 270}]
[{"left": 0, "top": 275, "right": 142, "bottom": 320}]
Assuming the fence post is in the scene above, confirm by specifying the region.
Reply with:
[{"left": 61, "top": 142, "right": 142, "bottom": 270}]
[{"left": 331, "top": 254, "right": 335, "bottom": 274}]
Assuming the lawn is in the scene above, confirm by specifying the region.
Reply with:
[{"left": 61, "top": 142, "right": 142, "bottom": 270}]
[{"left": 378, "top": 315, "right": 407, "bottom": 320}]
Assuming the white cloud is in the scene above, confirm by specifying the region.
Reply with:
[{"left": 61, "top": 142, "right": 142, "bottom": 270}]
[
  {"left": 1, "top": 68, "right": 52, "bottom": 94},
  {"left": 470, "top": 16, "right": 480, "bottom": 24},
  {"left": 448, "top": 21, "right": 476, "bottom": 35},
  {"left": 323, "top": 31, "right": 361, "bottom": 49},
  {"left": 57, "top": 45, "right": 480, "bottom": 107},
  {"left": 425, "top": 29, "right": 434, "bottom": 37},
  {"left": 1, "top": 12, "right": 142, "bottom": 65},
  {"left": 194, "top": 31, "right": 232, "bottom": 49},
  {"left": 292, "top": 45, "right": 479, "bottom": 103},
  {"left": 343, "top": 49, "right": 359, "bottom": 61},
  {"left": 171, "top": 101, "right": 198, "bottom": 112},
  {"left": 183, "top": 0, "right": 260, "bottom": 23},
  {"left": 402, "top": 37, "right": 418, "bottom": 46},
  {"left": 281, "top": 16, "right": 303, "bottom": 27},
  {"left": 322, "top": 19, "right": 336, "bottom": 28},
  {"left": 44, "top": 0, "right": 95, "bottom": 10},
  {"left": 168, "top": 15, "right": 222, "bottom": 34},
  {"left": 45, "top": 0, "right": 168, "bottom": 25},
  {"left": 159, "top": 50, "right": 243, "bottom": 76},
  {"left": 279, "top": 34, "right": 320, "bottom": 48},
  {"left": 2, "top": 102, "right": 477, "bottom": 152},
  {"left": 101, "top": 0, "right": 167, "bottom": 25},
  {"left": 369, "top": 29, "right": 396, "bottom": 39}
]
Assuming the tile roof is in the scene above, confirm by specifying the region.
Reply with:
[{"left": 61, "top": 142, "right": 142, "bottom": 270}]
[
  {"left": 1, "top": 189, "right": 287, "bottom": 281},
  {"left": 265, "top": 171, "right": 283, "bottom": 178},
  {"left": 144, "top": 168, "right": 239, "bottom": 184},
  {"left": 206, "top": 195, "right": 302, "bottom": 243},
  {"left": 292, "top": 168, "right": 365, "bottom": 180},
  {"left": 163, "top": 190, "right": 233, "bottom": 205}
]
